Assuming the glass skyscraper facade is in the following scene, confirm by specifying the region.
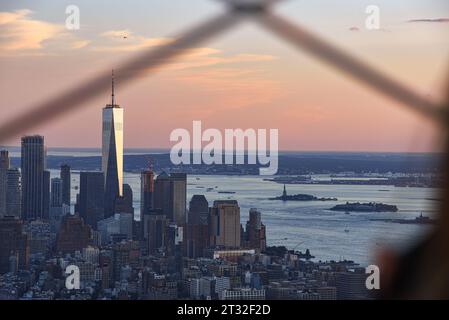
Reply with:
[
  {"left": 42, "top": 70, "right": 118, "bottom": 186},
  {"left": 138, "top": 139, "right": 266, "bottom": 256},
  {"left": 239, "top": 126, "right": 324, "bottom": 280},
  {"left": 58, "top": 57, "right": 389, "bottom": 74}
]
[
  {"left": 21, "top": 135, "right": 48, "bottom": 221},
  {"left": 102, "top": 74, "right": 123, "bottom": 218}
]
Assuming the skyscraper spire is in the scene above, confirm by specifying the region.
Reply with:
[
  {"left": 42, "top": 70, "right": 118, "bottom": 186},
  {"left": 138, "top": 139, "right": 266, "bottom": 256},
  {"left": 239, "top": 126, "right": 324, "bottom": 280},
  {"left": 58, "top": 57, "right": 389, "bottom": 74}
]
[{"left": 111, "top": 69, "right": 115, "bottom": 107}]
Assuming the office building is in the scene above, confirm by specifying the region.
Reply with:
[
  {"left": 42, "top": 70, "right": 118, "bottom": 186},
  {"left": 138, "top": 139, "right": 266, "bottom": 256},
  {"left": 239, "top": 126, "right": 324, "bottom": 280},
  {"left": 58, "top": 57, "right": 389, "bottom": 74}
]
[
  {"left": 51, "top": 178, "right": 63, "bottom": 208},
  {"left": 140, "top": 169, "right": 154, "bottom": 223},
  {"left": 60, "top": 164, "right": 71, "bottom": 207},
  {"left": 0, "top": 150, "right": 10, "bottom": 217},
  {"left": 55, "top": 214, "right": 92, "bottom": 254},
  {"left": 43, "top": 170, "right": 50, "bottom": 220},
  {"left": 170, "top": 173, "right": 187, "bottom": 225},
  {"left": 6, "top": 169, "right": 21, "bottom": 218},
  {"left": 0, "top": 217, "right": 29, "bottom": 274},
  {"left": 188, "top": 194, "right": 209, "bottom": 225},
  {"left": 210, "top": 200, "right": 241, "bottom": 249},
  {"left": 153, "top": 172, "right": 187, "bottom": 225},
  {"left": 102, "top": 71, "right": 123, "bottom": 218},
  {"left": 21, "top": 136, "right": 48, "bottom": 220},
  {"left": 153, "top": 172, "right": 171, "bottom": 218},
  {"left": 98, "top": 213, "right": 133, "bottom": 245},
  {"left": 336, "top": 268, "right": 370, "bottom": 300},
  {"left": 111, "top": 241, "right": 139, "bottom": 283},
  {"left": 114, "top": 183, "right": 134, "bottom": 215},
  {"left": 146, "top": 214, "right": 169, "bottom": 255},
  {"left": 184, "top": 195, "right": 209, "bottom": 258},
  {"left": 79, "top": 172, "right": 104, "bottom": 229},
  {"left": 244, "top": 208, "right": 267, "bottom": 252}
]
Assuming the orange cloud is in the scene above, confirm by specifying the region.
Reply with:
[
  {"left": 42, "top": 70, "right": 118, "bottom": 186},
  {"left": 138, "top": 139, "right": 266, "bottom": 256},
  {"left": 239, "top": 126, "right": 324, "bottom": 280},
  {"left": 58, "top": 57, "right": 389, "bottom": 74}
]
[{"left": 0, "top": 9, "right": 64, "bottom": 51}]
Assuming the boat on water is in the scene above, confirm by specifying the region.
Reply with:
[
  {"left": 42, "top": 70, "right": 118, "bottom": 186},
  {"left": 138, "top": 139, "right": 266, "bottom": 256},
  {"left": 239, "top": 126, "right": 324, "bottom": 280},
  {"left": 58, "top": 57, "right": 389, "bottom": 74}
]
[{"left": 370, "top": 212, "right": 437, "bottom": 225}]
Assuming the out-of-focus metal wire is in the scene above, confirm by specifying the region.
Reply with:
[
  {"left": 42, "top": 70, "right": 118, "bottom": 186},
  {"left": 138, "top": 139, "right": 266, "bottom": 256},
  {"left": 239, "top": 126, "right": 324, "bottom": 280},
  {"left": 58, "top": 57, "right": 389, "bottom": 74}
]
[
  {"left": 0, "top": 0, "right": 445, "bottom": 143},
  {"left": 254, "top": 11, "right": 444, "bottom": 123},
  {"left": 0, "top": 11, "right": 243, "bottom": 143}
]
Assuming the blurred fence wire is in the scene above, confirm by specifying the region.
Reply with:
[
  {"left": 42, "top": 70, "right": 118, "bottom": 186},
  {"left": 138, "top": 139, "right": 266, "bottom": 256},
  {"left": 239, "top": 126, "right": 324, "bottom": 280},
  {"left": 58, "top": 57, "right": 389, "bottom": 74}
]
[{"left": 0, "top": 0, "right": 445, "bottom": 143}]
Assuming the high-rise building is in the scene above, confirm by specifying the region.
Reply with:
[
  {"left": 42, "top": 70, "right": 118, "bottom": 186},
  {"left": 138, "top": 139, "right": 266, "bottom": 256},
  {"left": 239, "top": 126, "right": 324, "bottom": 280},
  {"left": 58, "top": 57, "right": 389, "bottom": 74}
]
[
  {"left": 153, "top": 172, "right": 171, "bottom": 218},
  {"left": 140, "top": 169, "right": 154, "bottom": 220},
  {"left": 153, "top": 172, "right": 187, "bottom": 225},
  {"left": 170, "top": 173, "right": 187, "bottom": 225},
  {"left": 114, "top": 183, "right": 134, "bottom": 215},
  {"left": 0, "top": 150, "right": 10, "bottom": 217},
  {"left": 51, "top": 178, "right": 63, "bottom": 208},
  {"left": 244, "top": 208, "right": 267, "bottom": 253},
  {"left": 210, "top": 200, "right": 241, "bottom": 249},
  {"left": 188, "top": 194, "right": 209, "bottom": 225},
  {"left": 79, "top": 172, "right": 104, "bottom": 229},
  {"left": 102, "top": 71, "right": 123, "bottom": 218},
  {"left": 0, "top": 150, "right": 9, "bottom": 169},
  {"left": 184, "top": 195, "right": 210, "bottom": 258},
  {"left": 60, "top": 164, "right": 71, "bottom": 207},
  {"left": 21, "top": 135, "right": 47, "bottom": 221},
  {"left": 146, "top": 214, "right": 169, "bottom": 255},
  {"left": 49, "top": 177, "right": 63, "bottom": 233},
  {"left": 55, "top": 214, "right": 92, "bottom": 254},
  {"left": 0, "top": 217, "right": 29, "bottom": 274},
  {"left": 6, "top": 169, "right": 21, "bottom": 218},
  {"left": 43, "top": 170, "right": 50, "bottom": 220},
  {"left": 336, "top": 268, "right": 370, "bottom": 300}
]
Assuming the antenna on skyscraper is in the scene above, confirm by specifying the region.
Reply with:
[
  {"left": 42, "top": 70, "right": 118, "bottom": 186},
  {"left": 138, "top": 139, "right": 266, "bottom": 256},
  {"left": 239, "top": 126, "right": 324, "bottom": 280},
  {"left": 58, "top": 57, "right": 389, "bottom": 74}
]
[{"left": 111, "top": 69, "right": 115, "bottom": 107}]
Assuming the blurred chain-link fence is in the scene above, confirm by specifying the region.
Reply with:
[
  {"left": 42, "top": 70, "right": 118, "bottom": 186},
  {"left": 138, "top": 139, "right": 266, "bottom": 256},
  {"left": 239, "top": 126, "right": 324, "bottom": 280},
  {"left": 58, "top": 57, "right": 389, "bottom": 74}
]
[{"left": 0, "top": 0, "right": 445, "bottom": 142}]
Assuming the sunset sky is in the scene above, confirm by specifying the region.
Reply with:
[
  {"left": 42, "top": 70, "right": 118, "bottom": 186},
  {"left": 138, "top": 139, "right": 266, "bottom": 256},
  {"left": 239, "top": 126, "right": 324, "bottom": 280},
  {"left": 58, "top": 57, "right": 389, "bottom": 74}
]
[{"left": 1, "top": 0, "right": 449, "bottom": 152}]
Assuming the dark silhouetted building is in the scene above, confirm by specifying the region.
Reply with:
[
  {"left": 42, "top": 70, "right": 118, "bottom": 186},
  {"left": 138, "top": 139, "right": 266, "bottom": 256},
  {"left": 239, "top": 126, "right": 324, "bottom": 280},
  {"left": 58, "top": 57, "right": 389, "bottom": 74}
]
[
  {"left": 140, "top": 169, "right": 154, "bottom": 221},
  {"left": 0, "top": 150, "right": 10, "bottom": 217},
  {"left": 51, "top": 178, "right": 62, "bottom": 208},
  {"left": 6, "top": 169, "right": 21, "bottom": 218},
  {"left": 60, "top": 164, "right": 71, "bottom": 206},
  {"left": 112, "top": 241, "right": 139, "bottom": 282},
  {"left": 170, "top": 173, "right": 187, "bottom": 225},
  {"left": 336, "top": 268, "right": 370, "bottom": 300},
  {"left": 184, "top": 195, "right": 210, "bottom": 258},
  {"left": 153, "top": 172, "right": 171, "bottom": 218},
  {"left": 21, "top": 136, "right": 47, "bottom": 221},
  {"left": 43, "top": 170, "right": 50, "bottom": 220},
  {"left": 50, "top": 178, "right": 64, "bottom": 233},
  {"left": 56, "top": 214, "right": 92, "bottom": 254},
  {"left": 153, "top": 172, "right": 187, "bottom": 225},
  {"left": 0, "top": 217, "right": 29, "bottom": 274},
  {"left": 79, "top": 172, "right": 104, "bottom": 229},
  {"left": 147, "top": 214, "right": 169, "bottom": 255},
  {"left": 114, "top": 183, "right": 134, "bottom": 215},
  {"left": 244, "top": 208, "right": 266, "bottom": 253}
]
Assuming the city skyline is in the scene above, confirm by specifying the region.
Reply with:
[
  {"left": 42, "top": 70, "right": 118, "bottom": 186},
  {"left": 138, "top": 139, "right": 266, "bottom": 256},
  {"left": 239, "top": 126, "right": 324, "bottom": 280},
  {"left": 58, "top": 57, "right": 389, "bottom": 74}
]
[{"left": 1, "top": 1, "right": 448, "bottom": 152}]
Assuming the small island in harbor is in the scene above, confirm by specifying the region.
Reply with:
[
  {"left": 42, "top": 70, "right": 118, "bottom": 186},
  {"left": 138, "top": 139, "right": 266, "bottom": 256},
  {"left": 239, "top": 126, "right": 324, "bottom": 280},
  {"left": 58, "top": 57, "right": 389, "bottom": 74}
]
[
  {"left": 269, "top": 185, "right": 337, "bottom": 202},
  {"left": 330, "top": 202, "right": 398, "bottom": 212}
]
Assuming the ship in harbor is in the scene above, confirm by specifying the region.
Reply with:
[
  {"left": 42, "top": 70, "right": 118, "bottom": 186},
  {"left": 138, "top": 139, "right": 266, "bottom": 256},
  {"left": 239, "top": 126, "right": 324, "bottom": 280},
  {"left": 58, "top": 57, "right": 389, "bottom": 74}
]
[
  {"left": 269, "top": 185, "right": 337, "bottom": 202},
  {"left": 330, "top": 202, "right": 398, "bottom": 212},
  {"left": 370, "top": 213, "right": 437, "bottom": 225}
]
